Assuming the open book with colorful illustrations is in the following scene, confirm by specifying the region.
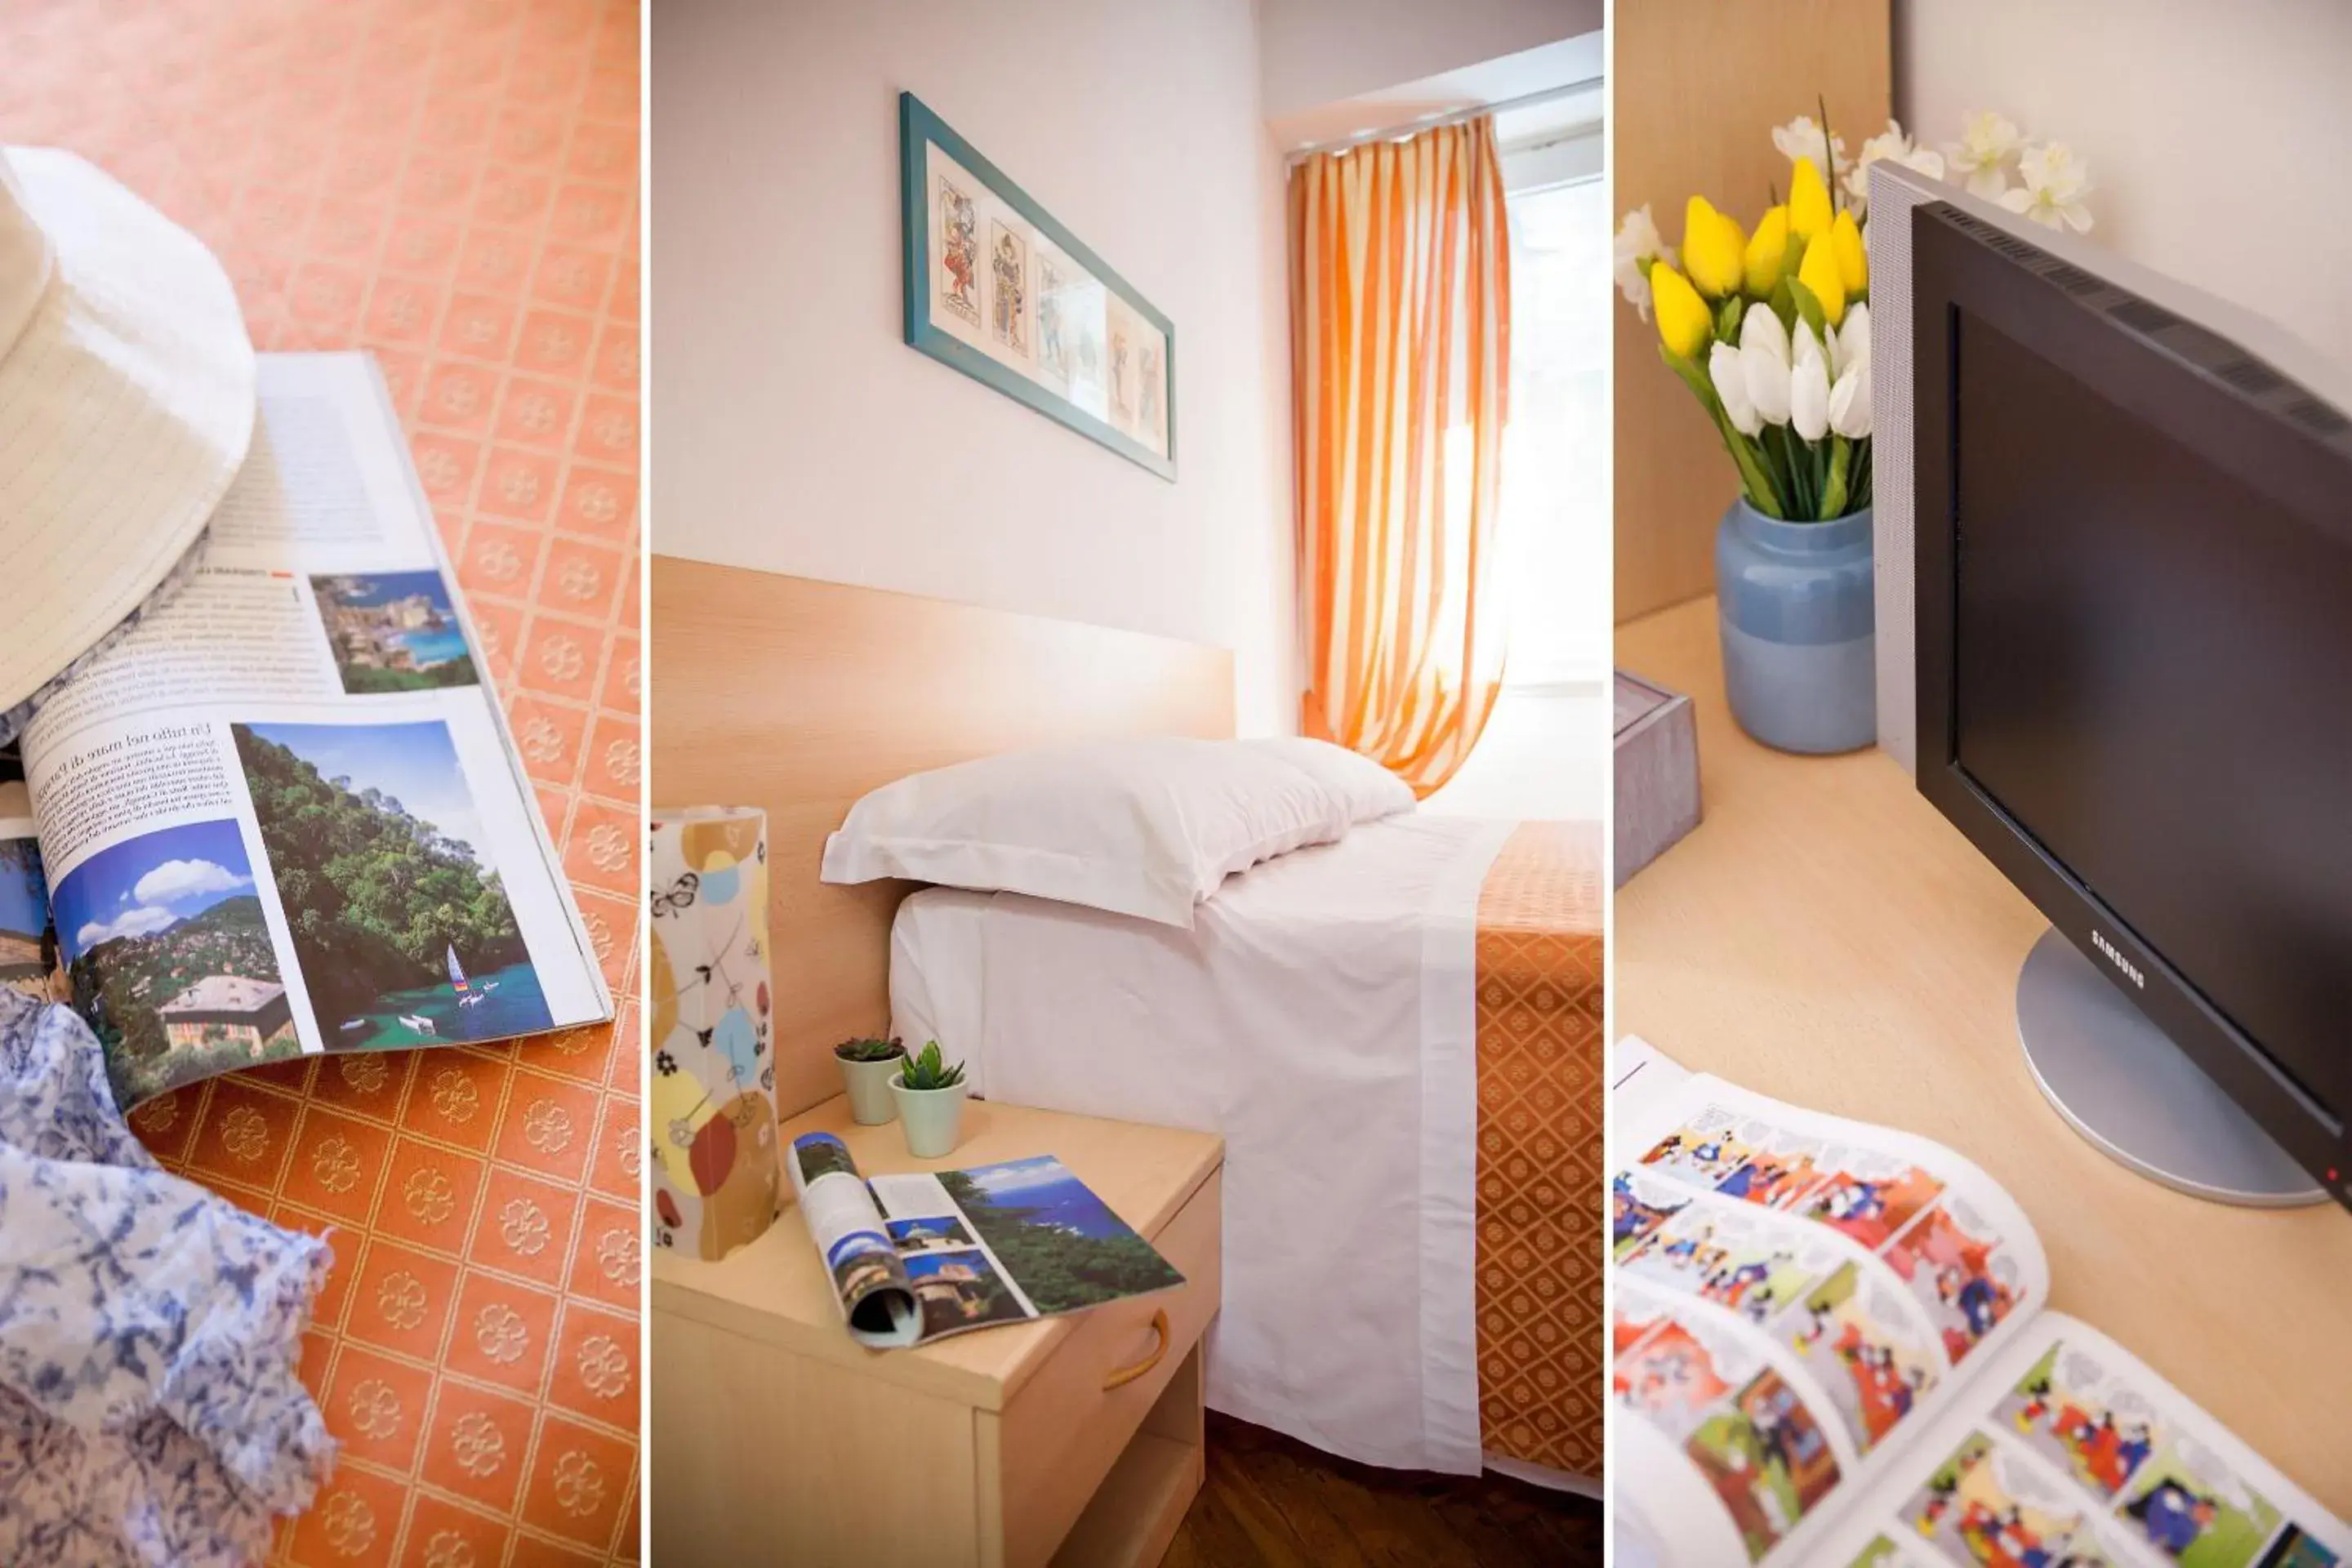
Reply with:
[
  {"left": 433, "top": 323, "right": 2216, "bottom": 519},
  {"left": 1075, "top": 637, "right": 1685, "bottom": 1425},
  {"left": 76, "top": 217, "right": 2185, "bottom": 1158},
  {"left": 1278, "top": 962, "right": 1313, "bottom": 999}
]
[
  {"left": 786, "top": 1131, "right": 1187, "bottom": 1348},
  {"left": 0, "top": 353, "right": 610, "bottom": 1110},
  {"left": 1610, "top": 1038, "right": 2347, "bottom": 1568}
]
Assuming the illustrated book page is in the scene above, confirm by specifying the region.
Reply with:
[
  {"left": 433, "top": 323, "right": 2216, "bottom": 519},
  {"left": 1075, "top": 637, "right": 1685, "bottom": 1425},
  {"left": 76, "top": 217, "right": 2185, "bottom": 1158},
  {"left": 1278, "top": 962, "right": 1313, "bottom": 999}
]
[
  {"left": 1611, "top": 1039, "right": 2349, "bottom": 1567},
  {"left": 1812, "top": 1312, "right": 2349, "bottom": 1568},
  {"left": 16, "top": 352, "right": 610, "bottom": 1108},
  {"left": 786, "top": 1130, "right": 1187, "bottom": 1349},
  {"left": 1610, "top": 1043, "right": 2052, "bottom": 1564}
]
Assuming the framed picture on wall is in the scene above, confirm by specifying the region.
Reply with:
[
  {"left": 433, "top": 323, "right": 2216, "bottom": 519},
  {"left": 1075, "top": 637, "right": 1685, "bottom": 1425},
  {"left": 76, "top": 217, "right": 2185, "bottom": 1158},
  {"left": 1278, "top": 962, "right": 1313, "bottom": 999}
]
[{"left": 898, "top": 91, "right": 1176, "bottom": 481}]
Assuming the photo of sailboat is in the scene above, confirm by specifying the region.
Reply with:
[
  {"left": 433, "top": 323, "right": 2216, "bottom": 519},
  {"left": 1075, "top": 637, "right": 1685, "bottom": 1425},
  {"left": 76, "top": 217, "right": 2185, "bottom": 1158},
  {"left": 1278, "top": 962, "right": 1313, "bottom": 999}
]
[
  {"left": 450, "top": 942, "right": 501, "bottom": 1007},
  {"left": 231, "top": 718, "right": 555, "bottom": 1049}
]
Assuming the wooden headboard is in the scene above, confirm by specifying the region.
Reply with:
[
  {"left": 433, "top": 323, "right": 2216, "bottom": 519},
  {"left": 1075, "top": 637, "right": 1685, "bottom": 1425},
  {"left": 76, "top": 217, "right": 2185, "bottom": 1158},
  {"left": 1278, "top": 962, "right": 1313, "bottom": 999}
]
[{"left": 649, "top": 558, "right": 1237, "bottom": 1117}]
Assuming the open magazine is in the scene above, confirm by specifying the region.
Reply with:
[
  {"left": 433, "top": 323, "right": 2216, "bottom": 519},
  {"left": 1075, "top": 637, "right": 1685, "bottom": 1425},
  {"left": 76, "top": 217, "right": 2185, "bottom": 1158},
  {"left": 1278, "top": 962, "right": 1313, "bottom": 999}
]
[
  {"left": 786, "top": 1130, "right": 1186, "bottom": 1348},
  {"left": 1610, "top": 1038, "right": 2347, "bottom": 1568},
  {"left": 0, "top": 353, "right": 611, "bottom": 1109}
]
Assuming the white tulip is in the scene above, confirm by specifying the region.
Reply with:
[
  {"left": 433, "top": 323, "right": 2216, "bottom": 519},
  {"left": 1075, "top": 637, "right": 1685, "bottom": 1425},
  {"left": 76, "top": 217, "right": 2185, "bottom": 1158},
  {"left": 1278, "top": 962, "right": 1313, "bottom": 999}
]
[
  {"left": 1791, "top": 318, "right": 1828, "bottom": 377},
  {"left": 1830, "top": 302, "right": 1870, "bottom": 381},
  {"left": 1710, "top": 341, "right": 1762, "bottom": 436},
  {"left": 1740, "top": 300, "right": 1789, "bottom": 367},
  {"left": 1792, "top": 352, "right": 1831, "bottom": 443},
  {"left": 1740, "top": 305, "right": 1793, "bottom": 427},
  {"left": 1829, "top": 358, "right": 1872, "bottom": 439}
]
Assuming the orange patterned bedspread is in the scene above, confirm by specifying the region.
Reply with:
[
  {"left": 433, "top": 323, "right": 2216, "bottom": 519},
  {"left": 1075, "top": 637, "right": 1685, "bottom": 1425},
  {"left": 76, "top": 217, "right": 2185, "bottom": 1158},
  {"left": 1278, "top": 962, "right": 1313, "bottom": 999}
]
[
  {"left": 1476, "top": 821, "right": 1605, "bottom": 1478},
  {"left": 0, "top": 3, "right": 643, "bottom": 1563}
]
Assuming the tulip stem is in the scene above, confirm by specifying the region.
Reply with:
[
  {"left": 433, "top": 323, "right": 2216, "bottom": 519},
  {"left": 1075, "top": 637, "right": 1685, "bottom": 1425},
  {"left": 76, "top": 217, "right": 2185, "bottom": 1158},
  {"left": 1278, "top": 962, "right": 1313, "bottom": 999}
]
[{"left": 1820, "top": 94, "right": 1840, "bottom": 217}]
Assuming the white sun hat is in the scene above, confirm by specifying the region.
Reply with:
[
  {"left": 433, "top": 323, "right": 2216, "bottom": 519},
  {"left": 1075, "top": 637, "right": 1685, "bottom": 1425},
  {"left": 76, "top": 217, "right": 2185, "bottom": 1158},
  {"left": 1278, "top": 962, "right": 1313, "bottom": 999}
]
[{"left": 0, "top": 145, "right": 256, "bottom": 742}]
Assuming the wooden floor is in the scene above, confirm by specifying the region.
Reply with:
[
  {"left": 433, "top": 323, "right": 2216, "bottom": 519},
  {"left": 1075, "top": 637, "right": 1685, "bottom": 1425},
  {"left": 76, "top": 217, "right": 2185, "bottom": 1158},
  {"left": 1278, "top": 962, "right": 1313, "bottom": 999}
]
[{"left": 1161, "top": 1414, "right": 1604, "bottom": 1568}]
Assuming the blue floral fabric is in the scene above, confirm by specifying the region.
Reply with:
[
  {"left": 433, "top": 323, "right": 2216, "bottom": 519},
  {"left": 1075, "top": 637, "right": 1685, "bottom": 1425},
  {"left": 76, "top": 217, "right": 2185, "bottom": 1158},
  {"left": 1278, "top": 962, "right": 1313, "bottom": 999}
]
[{"left": 0, "top": 988, "right": 332, "bottom": 1565}]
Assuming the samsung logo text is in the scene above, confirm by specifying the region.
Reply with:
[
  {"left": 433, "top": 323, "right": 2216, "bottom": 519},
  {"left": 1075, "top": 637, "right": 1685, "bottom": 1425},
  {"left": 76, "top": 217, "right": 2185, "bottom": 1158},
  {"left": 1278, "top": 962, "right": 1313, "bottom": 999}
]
[{"left": 2091, "top": 930, "right": 2144, "bottom": 988}]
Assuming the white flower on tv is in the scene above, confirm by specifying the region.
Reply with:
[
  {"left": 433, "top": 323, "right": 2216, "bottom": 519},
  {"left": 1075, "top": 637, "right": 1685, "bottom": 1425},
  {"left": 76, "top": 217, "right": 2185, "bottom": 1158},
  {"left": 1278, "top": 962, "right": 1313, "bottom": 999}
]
[
  {"left": 1945, "top": 109, "right": 2023, "bottom": 200},
  {"left": 2000, "top": 141, "right": 2095, "bottom": 233},
  {"left": 1771, "top": 114, "right": 1847, "bottom": 178},
  {"left": 1846, "top": 120, "right": 1946, "bottom": 213},
  {"left": 1613, "top": 204, "right": 1679, "bottom": 322}
]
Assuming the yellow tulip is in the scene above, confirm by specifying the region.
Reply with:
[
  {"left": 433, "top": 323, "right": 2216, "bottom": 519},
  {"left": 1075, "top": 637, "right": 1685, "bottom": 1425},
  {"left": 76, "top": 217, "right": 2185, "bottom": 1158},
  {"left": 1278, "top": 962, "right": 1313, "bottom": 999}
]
[
  {"left": 1683, "top": 196, "right": 1744, "bottom": 297},
  {"left": 1788, "top": 156, "right": 1832, "bottom": 243},
  {"left": 1744, "top": 206, "right": 1790, "bottom": 296},
  {"left": 1797, "top": 232, "right": 1846, "bottom": 327},
  {"left": 1831, "top": 208, "right": 1868, "bottom": 294},
  {"left": 1651, "top": 261, "right": 1712, "bottom": 358},
  {"left": 1713, "top": 210, "right": 1748, "bottom": 292}
]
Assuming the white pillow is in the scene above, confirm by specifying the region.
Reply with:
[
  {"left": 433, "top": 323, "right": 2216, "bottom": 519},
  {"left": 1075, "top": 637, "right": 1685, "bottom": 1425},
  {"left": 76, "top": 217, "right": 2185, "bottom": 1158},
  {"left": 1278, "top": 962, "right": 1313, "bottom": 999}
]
[
  {"left": 1241, "top": 737, "right": 1416, "bottom": 825},
  {"left": 820, "top": 737, "right": 1351, "bottom": 927}
]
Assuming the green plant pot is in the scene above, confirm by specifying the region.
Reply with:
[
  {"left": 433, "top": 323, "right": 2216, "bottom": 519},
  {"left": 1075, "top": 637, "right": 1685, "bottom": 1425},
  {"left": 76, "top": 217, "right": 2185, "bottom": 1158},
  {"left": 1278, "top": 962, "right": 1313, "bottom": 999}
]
[
  {"left": 837, "top": 1054, "right": 904, "bottom": 1125},
  {"left": 891, "top": 1079, "right": 969, "bottom": 1159}
]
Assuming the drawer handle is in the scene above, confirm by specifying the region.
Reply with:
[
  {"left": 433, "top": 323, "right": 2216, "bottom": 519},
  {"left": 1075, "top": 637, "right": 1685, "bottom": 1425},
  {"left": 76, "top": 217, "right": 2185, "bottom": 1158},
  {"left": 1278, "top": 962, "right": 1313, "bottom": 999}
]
[{"left": 1101, "top": 1309, "right": 1169, "bottom": 1392}]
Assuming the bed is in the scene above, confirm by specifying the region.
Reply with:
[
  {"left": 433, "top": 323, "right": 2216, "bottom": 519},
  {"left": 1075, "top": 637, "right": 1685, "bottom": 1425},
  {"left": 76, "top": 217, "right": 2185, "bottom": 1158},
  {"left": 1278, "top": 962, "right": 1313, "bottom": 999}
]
[
  {"left": 889, "top": 817, "right": 1602, "bottom": 1481},
  {"left": 650, "top": 560, "right": 1601, "bottom": 1487}
]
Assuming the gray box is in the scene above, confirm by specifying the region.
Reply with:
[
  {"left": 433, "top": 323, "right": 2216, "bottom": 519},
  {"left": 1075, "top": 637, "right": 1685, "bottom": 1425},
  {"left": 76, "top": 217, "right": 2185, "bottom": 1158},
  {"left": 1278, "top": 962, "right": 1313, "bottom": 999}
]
[{"left": 1615, "top": 670, "right": 1699, "bottom": 887}]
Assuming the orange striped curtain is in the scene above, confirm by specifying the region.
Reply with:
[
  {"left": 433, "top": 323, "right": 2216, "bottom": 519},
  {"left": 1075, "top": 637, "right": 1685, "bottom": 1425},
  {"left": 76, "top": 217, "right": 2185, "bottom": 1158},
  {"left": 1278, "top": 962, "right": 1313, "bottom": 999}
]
[{"left": 1292, "top": 114, "right": 1511, "bottom": 799}]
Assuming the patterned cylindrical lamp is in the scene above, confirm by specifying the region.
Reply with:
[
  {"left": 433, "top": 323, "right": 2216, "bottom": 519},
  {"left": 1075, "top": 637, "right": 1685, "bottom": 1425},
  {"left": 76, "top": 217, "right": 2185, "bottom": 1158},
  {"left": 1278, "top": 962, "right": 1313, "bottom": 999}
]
[{"left": 648, "top": 806, "right": 780, "bottom": 1262}]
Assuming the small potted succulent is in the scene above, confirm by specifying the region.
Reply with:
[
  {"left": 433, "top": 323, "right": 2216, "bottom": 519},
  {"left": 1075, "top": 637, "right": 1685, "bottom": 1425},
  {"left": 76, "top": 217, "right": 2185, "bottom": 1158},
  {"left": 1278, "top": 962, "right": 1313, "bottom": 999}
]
[
  {"left": 833, "top": 1036, "right": 907, "bottom": 1125},
  {"left": 889, "top": 1040, "right": 970, "bottom": 1158}
]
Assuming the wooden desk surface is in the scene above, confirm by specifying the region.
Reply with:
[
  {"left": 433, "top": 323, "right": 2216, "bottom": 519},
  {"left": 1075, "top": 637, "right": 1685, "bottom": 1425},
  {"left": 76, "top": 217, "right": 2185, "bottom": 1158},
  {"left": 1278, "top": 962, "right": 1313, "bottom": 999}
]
[
  {"left": 653, "top": 1096, "right": 1223, "bottom": 1411},
  {"left": 1616, "top": 595, "right": 2352, "bottom": 1513}
]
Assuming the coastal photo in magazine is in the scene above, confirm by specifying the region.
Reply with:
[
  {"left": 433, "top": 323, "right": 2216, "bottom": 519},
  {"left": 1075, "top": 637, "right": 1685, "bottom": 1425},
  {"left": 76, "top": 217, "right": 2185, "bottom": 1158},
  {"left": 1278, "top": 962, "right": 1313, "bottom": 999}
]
[
  {"left": 307, "top": 570, "right": 481, "bottom": 694},
  {"left": 15, "top": 354, "right": 611, "bottom": 1108},
  {"left": 0, "top": 828, "right": 52, "bottom": 999},
  {"left": 230, "top": 718, "right": 554, "bottom": 1048},
  {"left": 47, "top": 816, "right": 300, "bottom": 1101}
]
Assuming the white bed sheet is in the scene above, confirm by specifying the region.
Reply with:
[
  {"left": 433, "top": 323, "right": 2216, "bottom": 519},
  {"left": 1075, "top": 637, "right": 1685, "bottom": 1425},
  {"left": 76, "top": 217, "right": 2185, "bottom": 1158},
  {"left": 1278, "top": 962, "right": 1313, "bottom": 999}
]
[{"left": 889, "top": 813, "right": 1516, "bottom": 1473}]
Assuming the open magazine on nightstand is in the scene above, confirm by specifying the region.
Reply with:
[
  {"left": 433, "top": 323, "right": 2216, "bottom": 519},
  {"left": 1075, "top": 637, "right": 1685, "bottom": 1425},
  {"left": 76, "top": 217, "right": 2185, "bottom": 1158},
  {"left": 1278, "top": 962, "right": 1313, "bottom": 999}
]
[
  {"left": 1609, "top": 1037, "right": 2348, "bottom": 1568},
  {"left": 785, "top": 1129, "right": 1187, "bottom": 1348},
  {"left": 0, "top": 354, "right": 611, "bottom": 1111}
]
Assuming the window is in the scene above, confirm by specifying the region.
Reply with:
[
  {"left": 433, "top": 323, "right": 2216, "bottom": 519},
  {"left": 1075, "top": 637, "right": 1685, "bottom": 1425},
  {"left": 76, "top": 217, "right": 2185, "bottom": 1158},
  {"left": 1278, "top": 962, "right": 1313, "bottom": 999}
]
[
  {"left": 1423, "top": 127, "right": 1607, "bottom": 821},
  {"left": 1498, "top": 137, "right": 1607, "bottom": 686}
]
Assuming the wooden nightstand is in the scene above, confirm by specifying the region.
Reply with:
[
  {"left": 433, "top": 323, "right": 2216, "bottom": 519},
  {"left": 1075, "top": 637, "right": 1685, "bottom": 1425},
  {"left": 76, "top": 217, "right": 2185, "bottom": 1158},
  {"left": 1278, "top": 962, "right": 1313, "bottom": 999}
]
[{"left": 651, "top": 1096, "right": 1225, "bottom": 1567}]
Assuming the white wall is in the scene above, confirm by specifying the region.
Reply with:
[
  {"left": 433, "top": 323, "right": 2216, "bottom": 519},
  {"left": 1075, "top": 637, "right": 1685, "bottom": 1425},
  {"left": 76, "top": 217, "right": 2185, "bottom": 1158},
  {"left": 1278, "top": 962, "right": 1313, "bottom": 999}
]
[
  {"left": 1258, "top": 0, "right": 1599, "bottom": 125},
  {"left": 1895, "top": 0, "right": 2352, "bottom": 364},
  {"left": 653, "top": 0, "right": 1296, "bottom": 733}
]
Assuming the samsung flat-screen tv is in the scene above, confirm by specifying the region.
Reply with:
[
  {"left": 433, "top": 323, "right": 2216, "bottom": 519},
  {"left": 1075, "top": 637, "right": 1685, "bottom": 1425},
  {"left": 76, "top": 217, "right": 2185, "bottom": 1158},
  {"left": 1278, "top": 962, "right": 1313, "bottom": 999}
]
[{"left": 1909, "top": 201, "right": 2351, "bottom": 1212}]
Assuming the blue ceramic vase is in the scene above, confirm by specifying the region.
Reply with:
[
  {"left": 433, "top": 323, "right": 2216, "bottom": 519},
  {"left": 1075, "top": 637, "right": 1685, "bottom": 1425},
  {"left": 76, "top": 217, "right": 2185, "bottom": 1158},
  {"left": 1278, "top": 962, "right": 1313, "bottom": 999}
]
[{"left": 1715, "top": 499, "right": 1876, "bottom": 755}]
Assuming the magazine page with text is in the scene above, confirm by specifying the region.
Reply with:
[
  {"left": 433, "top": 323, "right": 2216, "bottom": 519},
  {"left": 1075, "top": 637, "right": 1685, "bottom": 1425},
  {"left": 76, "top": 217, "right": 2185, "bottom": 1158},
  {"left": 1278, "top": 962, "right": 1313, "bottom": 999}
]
[
  {"left": 1610, "top": 1058, "right": 2051, "bottom": 1564},
  {"left": 19, "top": 353, "right": 609, "bottom": 1108}
]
